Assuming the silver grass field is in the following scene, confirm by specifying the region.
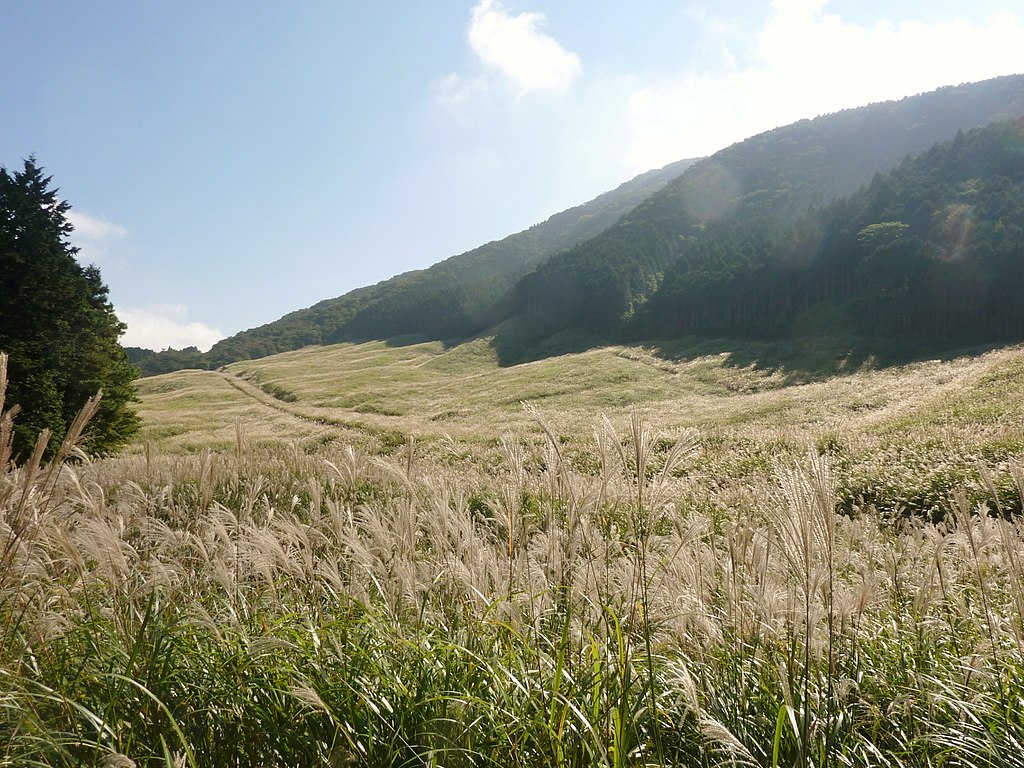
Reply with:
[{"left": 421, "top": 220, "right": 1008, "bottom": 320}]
[{"left": 5, "top": 344, "right": 1024, "bottom": 767}]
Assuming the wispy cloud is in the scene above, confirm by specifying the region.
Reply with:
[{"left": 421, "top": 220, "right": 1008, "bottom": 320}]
[
  {"left": 442, "top": 0, "right": 582, "bottom": 101},
  {"left": 67, "top": 209, "right": 128, "bottom": 268},
  {"left": 117, "top": 304, "right": 224, "bottom": 352},
  {"left": 622, "top": 3, "right": 1024, "bottom": 171}
]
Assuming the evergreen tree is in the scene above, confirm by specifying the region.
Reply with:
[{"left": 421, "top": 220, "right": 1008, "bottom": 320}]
[{"left": 0, "top": 157, "right": 139, "bottom": 457}]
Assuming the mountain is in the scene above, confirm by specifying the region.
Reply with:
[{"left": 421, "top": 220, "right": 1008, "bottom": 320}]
[
  {"left": 187, "top": 157, "right": 696, "bottom": 369},
  {"left": 498, "top": 74, "right": 1024, "bottom": 358},
  {"left": 134, "top": 74, "right": 1024, "bottom": 376}
]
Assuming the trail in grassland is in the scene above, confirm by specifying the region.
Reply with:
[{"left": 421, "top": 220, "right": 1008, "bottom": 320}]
[{"left": 215, "top": 370, "right": 361, "bottom": 432}]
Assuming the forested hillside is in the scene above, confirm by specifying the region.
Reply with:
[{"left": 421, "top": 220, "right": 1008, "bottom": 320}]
[
  {"left": 632, "top": 118, "right": 1024, "bottom": 349},
  {"left": 498, "top": 75, "right": 1024, "bottom": 356}
]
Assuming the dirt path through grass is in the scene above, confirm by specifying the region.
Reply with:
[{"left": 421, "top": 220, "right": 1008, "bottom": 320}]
[{"left": 215, "top": 370, "right": 361, "bottom": 431}]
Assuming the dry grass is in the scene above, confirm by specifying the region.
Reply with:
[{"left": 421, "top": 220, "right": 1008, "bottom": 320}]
[
  {"left": 136, "top": 338, "right": 1024, "bottom": 442},
  {"left": 6, "top": 342, "right": 1024, "bottom": 765}
]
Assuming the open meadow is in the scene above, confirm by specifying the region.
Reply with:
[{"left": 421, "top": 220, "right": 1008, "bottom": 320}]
[{"left": 5, "top": 339, "right": 1024, "bottom": 766}]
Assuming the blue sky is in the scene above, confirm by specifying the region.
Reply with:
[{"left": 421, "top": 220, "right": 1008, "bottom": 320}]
[{"left": 2, "top": 1, "right": 1022, "bottom": 351}]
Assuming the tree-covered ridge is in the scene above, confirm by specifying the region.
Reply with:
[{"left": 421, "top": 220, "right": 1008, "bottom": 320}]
[
  {"left": 160, "top": 157, "right": 695, "bottom": 372},
  {"left": 502, "top": 74, "right": 1024, "bottom": 350},
  {"left": 635, "top": 118, "right": 1024, "bottom": 347}
]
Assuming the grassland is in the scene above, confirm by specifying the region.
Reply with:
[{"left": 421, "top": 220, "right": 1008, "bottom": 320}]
[
  {"left": 6, "top": 338, "right": 1024, "bottom": 766},
  {"left": 138, "top": 337, "right": 1023, "bottom": 440},
  {"left": 136, "top": 337, "right": 1024, "bottom": 515}
]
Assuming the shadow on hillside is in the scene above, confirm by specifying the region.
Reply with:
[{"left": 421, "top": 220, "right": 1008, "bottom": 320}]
[
  {"left": 368, "top": 317, "right": 1009, "bottom": 382},
  {"left": 645, "top": 335, "right": 1007, "bottom": 383},
  {"left": 352, "top": 333, "right": 465, "bottom": 351},
  {"left": 489, "top": 323, "right": 612, "bottom": 367},
  {"left": 487, "top": 320, "right": 1005, "bottom": 381}
]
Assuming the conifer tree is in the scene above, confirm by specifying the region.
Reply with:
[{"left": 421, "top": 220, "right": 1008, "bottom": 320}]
[{"left": 0, "top": 157, "right": 139, "bottom": 457}]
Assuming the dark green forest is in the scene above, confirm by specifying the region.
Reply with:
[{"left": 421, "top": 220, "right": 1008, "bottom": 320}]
[
  {"left": 633, "top": 119, "right": 1024, "bottom": 347},
  {"left": 499, "top": 75, "right": 1024, "bottom": 356}
]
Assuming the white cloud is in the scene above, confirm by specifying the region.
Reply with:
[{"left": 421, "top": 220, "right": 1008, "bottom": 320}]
[
  {"left": 465, "top": 0, "right": 582, "bottom": 96},
  {"left": 67, "top": 209, "right": 128, "bottom": 268},
  {"left": 117, "top": 304, "right": 224, "bottom": 352},
  {"left": 622, "top": 3, "right": 1024, "bottom": 172}
]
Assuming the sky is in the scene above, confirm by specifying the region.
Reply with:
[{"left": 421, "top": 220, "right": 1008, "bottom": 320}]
[{"left": 2, "top": 1, "right": 1022, "bottom": 351}]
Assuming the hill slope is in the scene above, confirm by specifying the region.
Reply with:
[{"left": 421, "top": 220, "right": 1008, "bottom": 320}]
[{"left": 136, "top": 330, "right": 1024, "bottom": 436}]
